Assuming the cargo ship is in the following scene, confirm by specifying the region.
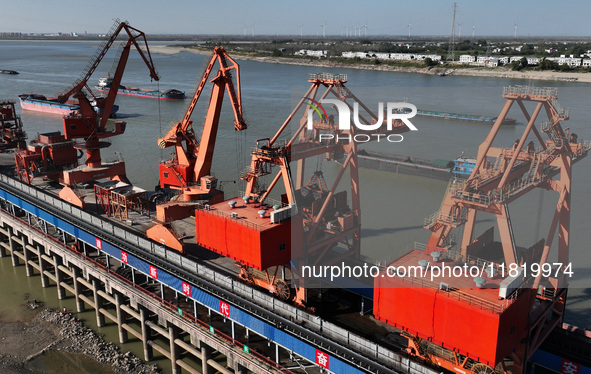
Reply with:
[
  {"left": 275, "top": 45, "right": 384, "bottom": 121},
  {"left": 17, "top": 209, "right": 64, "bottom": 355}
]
[
  {"left": 97, "top": 77, "right": 185, "bottom": 99},
  {"left": 18, "top": 93, "right": 119, "bottom": 117},
  {"left": 337, "top": 149, "right": 455, "bottom": 180},
  {"left": 337, "top": 150, "right": 479, "bottom": 181}
]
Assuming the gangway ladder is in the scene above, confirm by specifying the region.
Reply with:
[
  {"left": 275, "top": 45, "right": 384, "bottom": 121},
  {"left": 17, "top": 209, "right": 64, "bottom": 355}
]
[
  {"left": 527, "top": 153, "right": 541, "bottom": 184},
  {"left": 500, "top": 203, "right": 518, "bottom": 269}
]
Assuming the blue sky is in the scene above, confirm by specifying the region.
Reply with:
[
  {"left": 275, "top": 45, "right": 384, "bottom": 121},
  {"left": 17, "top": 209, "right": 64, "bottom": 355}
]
[{"left": 3, "top": 0, "right": 590, "bottom": 37}]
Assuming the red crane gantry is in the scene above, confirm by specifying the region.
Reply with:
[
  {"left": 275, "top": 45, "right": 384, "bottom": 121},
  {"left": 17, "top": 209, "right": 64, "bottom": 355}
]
[
  {"left": 194, "top": 72, "right": 412, "bottom": 306},
  {"left": 374, "top": 85, "right": 590, "bottom": 374}
]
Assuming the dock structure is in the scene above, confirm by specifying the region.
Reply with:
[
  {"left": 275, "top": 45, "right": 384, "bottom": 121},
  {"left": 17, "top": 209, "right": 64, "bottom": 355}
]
[{"left": 0, "top": 171, "right": 439, "bottom": 374}]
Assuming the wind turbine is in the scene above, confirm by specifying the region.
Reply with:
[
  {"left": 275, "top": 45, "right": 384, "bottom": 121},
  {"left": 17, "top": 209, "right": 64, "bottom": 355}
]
[
  {"left": 299, "top": 25, "right": 303, "bottom": 37},
  {"left": 407, "top": 19, "right": 412, "bottom": 40},
  {"left": 363, "top": 21, "right": 368, "bottom": 38},
  {"left": 458, "top": 22, "right": 463, "bottom": 38},
  {"left": 243, "top": 24, "right": 248, "bottom": 37},
  {"left": 514, "top": 23, "right": 518, "bottom": 38},
  {"left": 251, "top": 23, "right": 255, "bottom": 37},
  {"left": 321, "top": 23, "right": 326, "bottom": 38},
  {"left": 472, "top": 24, "right": 475, "bottom": 37}
]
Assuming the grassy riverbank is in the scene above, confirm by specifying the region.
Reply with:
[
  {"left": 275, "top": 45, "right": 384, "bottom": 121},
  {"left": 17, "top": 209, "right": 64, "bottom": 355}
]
[{"left": 149, "top": 45, "right": 591, "bottom": 83}]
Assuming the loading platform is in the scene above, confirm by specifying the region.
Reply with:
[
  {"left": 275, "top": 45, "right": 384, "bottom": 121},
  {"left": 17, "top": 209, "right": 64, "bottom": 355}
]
[{"left": 0, "top": 166, "right": 438, "bottom": 374}]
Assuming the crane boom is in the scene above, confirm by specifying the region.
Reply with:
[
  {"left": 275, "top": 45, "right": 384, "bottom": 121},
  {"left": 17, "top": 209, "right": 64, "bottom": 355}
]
[{"left": 58, "top": 19, "right": 159, "bottom": 103}]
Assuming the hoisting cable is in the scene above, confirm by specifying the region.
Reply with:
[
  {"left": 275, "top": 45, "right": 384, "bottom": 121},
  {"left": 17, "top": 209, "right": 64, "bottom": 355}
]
[{"left": 157, "top": 80, "right": 163, "bottom": 160}]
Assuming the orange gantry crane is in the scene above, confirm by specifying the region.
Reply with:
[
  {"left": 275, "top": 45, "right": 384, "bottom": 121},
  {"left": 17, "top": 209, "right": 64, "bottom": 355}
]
[
  {"left": 374, "top": 86, "right": 590, "bottom": 374},
  {"left": 14, "top": 20, "right": 159, "bottom": 208},
  {"left": 193, "top": 72, "right": 412, "bottom": 306},
  {"left": 0, "top": 100, "right": 26, "bottom": 151},
  {"left": 146, "top": 46, "right": 247, "bottom": 253}
]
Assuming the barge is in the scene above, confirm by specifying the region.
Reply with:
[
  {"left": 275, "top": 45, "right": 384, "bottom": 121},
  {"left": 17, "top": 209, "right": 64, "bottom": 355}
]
[
  {"left": 417, "top": 109, "right": 517, "bottom": 125},
  {"left": 97, "top": 77, "right": 185, "bottom": 99},
  {"left": 18, "top": 94, "right": 119, "bottom": 117}
]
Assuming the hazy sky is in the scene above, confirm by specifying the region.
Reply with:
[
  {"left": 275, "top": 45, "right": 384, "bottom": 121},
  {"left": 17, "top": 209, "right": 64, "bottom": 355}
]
[{"left": 3, "top": 0, "right": 590, "bottom": 37}]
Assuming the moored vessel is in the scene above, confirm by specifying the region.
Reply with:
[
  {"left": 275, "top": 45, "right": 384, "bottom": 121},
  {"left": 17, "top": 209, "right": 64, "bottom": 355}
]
[
  {"left": 18, "top": 93, "right": 119, "bottom": 117},
  {"left": 97, "top": 77, "right": 185, "bottom": 99}
]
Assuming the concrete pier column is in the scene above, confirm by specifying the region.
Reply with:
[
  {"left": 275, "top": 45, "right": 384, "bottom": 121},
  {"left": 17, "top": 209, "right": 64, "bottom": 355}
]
[
  {"left": 37, "top": 246, "right": 49, "bottom": 288},
  {"left": 8, "top": 227, "right": 19, "bottom": 266},
  {"left": 234, "top": 364, "right": 247, "bottom": 374},
  {"left": 22, "top": 237, "right": 34, "bottom": 277},
  {"left": 92, "top": 278, "right": 105, "bottom": 327},
  {"left": 115, "top": 292, "right": 128, "bottom": 343},
  {"left": 0, "top": 225, "right": 6, "bottom": 258},
  {"left": 140, "top": 306, "right": 153, "bottom": 361},
  {"left": 201, "top": 344, "right": 211, "bottom": 374},
  {"left": 168, "top": 324, "right": 181, "bottom": 374},
  {"left": 72, "top": 267, "right": 85, "bottom": 312},
  {"left": 53, "top": 255, "right": 66, "bottom": 299}
]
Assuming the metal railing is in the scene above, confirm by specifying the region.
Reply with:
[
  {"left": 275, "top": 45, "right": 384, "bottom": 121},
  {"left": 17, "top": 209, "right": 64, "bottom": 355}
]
[
  {"left": 2, "top": 207, "right": 294, "bottom": 374},
  {"left": 308, "top": 72, "right": 347, "bottom": 81},
  {"left": 424, "top": 208, "right": 467, "bottom": 227},
  {"left": 503, "top": 85, "right": 559, "bottom": 98},
  {"left": 551, "top": 100, "right": 570, "bottom": 120},
  {"left": 236, "top": 190, "right": 289, "bottom": 210},
  {"left": 195, "top": 202, "right": 265, "bottom": 231},
  {"left": 390, "top": 267, "right": 514, "bottom": 314}
]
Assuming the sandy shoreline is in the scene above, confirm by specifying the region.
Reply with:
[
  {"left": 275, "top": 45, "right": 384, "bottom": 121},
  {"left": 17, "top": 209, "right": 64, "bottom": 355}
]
[{"left": 150, "top": 45, "right": 591, "bottom": 83}]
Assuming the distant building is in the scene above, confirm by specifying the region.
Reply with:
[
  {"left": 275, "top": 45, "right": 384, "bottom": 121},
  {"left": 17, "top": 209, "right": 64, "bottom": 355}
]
[
  {"left": 497, "top": 56, "right": 509, "bottom": 65},
  {"left": 295, "top": 49, "right": 327, "bottom": 57},
  {"left": 477, "top": 56, "right": 499, "bottom": 67},
  {"left": 509, "top": 56, "right": 523, "bottom": 63},
  {"left": 459, "top": 55, "right": 475, "bottom": 63}
]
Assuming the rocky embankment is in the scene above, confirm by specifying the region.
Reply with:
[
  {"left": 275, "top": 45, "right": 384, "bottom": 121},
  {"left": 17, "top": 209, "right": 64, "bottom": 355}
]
[{"left": 0, "top": 302, "right": 159, "bottom": 374}]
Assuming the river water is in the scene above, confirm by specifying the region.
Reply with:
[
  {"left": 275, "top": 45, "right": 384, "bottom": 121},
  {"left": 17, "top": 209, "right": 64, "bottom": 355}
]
[{"left": 1, "top": 40, "right": 591, "bottom": 369}]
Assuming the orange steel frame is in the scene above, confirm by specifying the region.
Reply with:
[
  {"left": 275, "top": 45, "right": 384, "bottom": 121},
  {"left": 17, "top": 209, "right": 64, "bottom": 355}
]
[
  {"left": 419, "top": 86, "right": 590, "bottom": 374},
  {"left": 156, "top": 46, "right": 247, "bottom": 195},
  {"left": 241, "top": 73, "right": 411, "bottom": 306},
  {"left": 94, "top": 184, "right": 149, "bottom": 221},
  {"left": 147, "top": 47, "right": 247, "bottom": 252},
  {"left": 0, "top": 100, "right": 26, "bottom": 151}
]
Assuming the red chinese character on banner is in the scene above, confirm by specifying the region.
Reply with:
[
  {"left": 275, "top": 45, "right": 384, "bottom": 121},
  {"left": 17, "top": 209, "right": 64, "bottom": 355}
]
[
  {"left": 149, "top": 265, "right": 158, "bottom": 279},
  {"left": 561, "top": 360, "right": 580, "bottom": 374},
  {"left": 121, "top": 251, "right": 128, "bottom": 264},
  {"left": 220, "top": 301, "right": 230, "bottom": 317},
  {"left": 315, "top": 349, "right": 329, "bottom": 369},
  {"left": 95, "top": 238, "right": 102, "bottom": 250},
  {"left": 182, "top": 281, "right": 191, "bottom": 297}
]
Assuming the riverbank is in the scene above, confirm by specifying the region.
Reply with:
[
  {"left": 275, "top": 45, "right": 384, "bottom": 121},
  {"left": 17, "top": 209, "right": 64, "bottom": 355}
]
[
  {"left": 149, "top": 45, "right": 591, "bottom": 83},
  {"left": 0, "top": 303, "right": 159, "bottom": 374}
]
